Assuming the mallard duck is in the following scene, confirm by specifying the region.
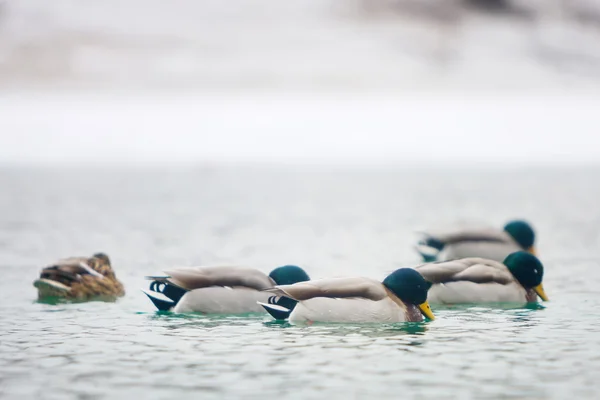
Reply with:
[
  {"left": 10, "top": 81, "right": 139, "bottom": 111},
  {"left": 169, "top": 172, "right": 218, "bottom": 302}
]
[
  {"left": 34, "top": 253, "right": 125, "bottom": 301},
  {"left": 415, "top": 220, "right": 536, "bottom": 262},
  {"left": 142, "top": 265, "right": 310, "bottom": 314},
  {"left": 413, "top": 251, "right": 548, "bottom": 304},
  {"left": 259, "top": 268, "right": 435, "bottom": 323}
]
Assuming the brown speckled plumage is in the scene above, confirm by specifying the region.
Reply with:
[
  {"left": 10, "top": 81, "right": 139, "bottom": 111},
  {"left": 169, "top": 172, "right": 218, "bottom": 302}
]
[{"left": 35, "top": 253, "right": 125, "bottom": 302}]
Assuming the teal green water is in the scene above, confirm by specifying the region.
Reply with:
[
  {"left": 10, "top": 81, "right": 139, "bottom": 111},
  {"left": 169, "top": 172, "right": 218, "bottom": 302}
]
[{"left": 1, "top": 167, "right": 600, "bottom": 399}]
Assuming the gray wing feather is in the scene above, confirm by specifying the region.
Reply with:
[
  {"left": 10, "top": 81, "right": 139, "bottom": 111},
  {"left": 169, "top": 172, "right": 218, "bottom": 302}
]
[
  {"left": 414, "top": 258, "right": 513, "bottom": 285},
  {"left": 423, "top": 228, "right": 514, "bottom": 245},
  {"left": 265, "top": 277, "right": 387, "bottom": 301},
  {"left": 164, "top": 266, "right": 275, "bottom": 291}
]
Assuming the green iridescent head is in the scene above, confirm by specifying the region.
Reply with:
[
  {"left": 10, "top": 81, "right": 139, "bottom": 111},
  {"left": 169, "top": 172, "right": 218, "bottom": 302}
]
[
  {"left": 269, "top": 265, "right": 310, "bottom": 285},
  {"left": 503, "top": 251, "right": 548, "bottom": 301},
  {"left": 504, "top": 220, "right": 535, "bottom": 251},
  {"left": 383, "top": 268, "right": 435, "bottom": 320}
]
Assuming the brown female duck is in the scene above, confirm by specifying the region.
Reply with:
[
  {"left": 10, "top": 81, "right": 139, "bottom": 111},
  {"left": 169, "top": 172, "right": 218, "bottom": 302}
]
[{"left": 34, "top": 253, "right": 125, "bottom": 301}]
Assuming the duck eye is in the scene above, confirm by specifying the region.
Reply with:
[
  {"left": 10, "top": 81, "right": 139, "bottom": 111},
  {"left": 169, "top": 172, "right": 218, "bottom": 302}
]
[{"left": 533, "top": 269, "right": 538, "bottom": 274}]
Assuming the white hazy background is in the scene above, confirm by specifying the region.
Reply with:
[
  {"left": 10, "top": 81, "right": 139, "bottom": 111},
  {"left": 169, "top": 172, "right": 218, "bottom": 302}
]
[{"left": 1, "top": 0, "right": 600, "bottom": 166}]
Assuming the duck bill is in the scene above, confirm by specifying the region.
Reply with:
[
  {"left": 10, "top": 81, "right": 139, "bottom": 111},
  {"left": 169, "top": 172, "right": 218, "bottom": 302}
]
[
  {"left": 527, "top": 246, "right": 537, "bottom": 256},
  {"left": 418, "top": 301, "right": 435, "bottom": 320},
  {"left": 533, "top": 283, "right": 548, "bottom": 301}
]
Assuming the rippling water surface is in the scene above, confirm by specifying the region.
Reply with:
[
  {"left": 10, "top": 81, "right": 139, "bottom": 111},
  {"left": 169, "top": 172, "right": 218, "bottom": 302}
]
[{"left": 1, "top": 167, "right": 599, "bottom": 399}]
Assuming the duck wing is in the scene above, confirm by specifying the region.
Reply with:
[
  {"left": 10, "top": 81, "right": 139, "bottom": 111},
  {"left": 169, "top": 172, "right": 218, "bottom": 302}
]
[
  {"left": 40, "top": 257, "right": 105, "bottom": 281},
  {"left": 421, "top": 227, "right": 513, "bottom": 245},
  {"left": 162, "top": 266, "right": 274, "bottom": 291},
  {"left": 265, "top": 277, "right": 387, "bottom": 301},
  {"left": 414, "top": 258, "right": 514, "bottom": 285}
]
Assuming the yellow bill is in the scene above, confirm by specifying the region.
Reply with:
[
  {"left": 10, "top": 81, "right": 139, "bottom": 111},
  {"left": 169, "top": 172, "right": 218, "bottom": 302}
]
[
  {"left": 533, "top": 283, "right": 548, "bottom": 301},
  {"left": 527, "top": 246, "right": 537, "bottom": 256},
  {"left": 418, "top": 301, "right": 435, "bottom": 320}
]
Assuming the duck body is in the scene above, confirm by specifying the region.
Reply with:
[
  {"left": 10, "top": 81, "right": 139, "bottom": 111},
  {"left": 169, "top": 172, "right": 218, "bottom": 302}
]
[
  {"left": 173, "top": 286, "right": 272, "bottom": 314},
  {"left": 416, "top": 220, "right": 536, "bottom": 263},
  {"left": 34, "top": 253, "right": 125, "bottom": 302},
  {"left": 144, "top": 265, "right": 310, "bottom": 315},
  {"left": 416, "top": 228, "right": 521, "bottom": 262},
  {"left": 427, "top": 279, "right": 533, "bottom": 304},
  {"left": 289, "top": 295, "right": 422, "bottom": 323},
  {"left": 413, "top": 254, "right": 546, "bottom": 305},
  {"left": 261, "top": 270, "right": 434, "bottom": 324},
  {"left": 439, "top": 235, "right": 522, "bottom": 262}
]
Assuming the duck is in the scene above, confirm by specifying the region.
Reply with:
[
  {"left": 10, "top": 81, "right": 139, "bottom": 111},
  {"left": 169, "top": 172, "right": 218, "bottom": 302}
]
[
  {"left": 259, "top": 268, "right": 435, "bottom": 323},
  {"left": 413, "top": 251, "right": 548, "bottom": 304},
  {"left": 142, "top": 265, "right": 310, "bottom": 314},
  {"left": 34, "top": 253, "right": 125, "bottom": 301},
  {"left": 415, "top": 219, "right": 536, "bottom": 262}
]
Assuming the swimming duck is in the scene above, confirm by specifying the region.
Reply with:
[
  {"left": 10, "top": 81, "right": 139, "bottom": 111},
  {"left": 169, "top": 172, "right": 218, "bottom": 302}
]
[
  {"left": 142, "top": 265, "right": 310, "bottom": 314},
  {"left": 415, "top": 219, "right": 536, "bottom": 262},
  {"left": 34, "top": 253, "right": 125, "bottom": 301},
  {"left": 259, "top": 268, "right": 435, "bottom": 323},
  {"left": 413, "top": 251, "right": 548, "bottom": 304}
]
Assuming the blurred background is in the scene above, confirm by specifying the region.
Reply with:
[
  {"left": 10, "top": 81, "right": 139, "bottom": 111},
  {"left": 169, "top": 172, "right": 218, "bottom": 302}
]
[{"left": 1, "top": 0, "right": 600, "bottom": 165}]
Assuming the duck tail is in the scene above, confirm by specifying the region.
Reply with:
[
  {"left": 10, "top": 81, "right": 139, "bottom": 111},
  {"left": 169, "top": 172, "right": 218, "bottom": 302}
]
[
  {"left": 142, "top": 289, "right": 176, "bottom": 311},
  {"left": 257, "top": 296, "right": 298, "bottom": 320},
  {"left": 415, "top": 237, "right": 445, "bottom": 262},
  {"left": 414, "top": 245, "right": 440, "bottom": 262},
  {"left": 142, "top": 276, "right": 188, "bottom": 311}
]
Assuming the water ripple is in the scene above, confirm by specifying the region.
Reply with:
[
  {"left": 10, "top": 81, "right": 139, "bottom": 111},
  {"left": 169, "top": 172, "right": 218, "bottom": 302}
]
[{"left": 1, "top": 167, "right": 600, "bottom": 399}]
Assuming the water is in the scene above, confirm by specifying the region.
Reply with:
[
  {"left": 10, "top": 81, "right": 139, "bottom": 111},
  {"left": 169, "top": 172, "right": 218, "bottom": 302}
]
[{"left": 1, "top": 166, "right": 599, "bottom": 399}]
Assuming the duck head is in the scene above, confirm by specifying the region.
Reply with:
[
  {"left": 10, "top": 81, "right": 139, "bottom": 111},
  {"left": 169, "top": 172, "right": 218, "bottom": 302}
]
[
  {"left": 383, "top": 268, "right": 435, "bottom": 320},
  {"left": 503, "top": 251, "right": 548, "bottom": 301},
  {"left": 89, "top": 253, "right": 121, "bottom": 282},
  {"left": 268, "top": 265, "right": 310, "bottom": 286},
  {"left": 504, "top": 220, "right": 536, "bottom": 255}
]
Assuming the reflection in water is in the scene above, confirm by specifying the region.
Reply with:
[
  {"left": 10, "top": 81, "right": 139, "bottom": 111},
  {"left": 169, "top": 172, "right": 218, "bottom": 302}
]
[
  {"left": 35, "top": 296, "right": 69, "bottom": 305},
  {"left": 265, "top": 320, "right": 427, "bottom": 333},
  {"left": 431, "top": 303, "right": 546, "bottom": 311},
  {"left": 265, "top": 320, "right": 429, "bottom": 338},
  {"left": 36, "top": 295, "right": 121, "bottom": 305},
  {"left": 145, "top": 311, "right": 267, "bottom": 331}
]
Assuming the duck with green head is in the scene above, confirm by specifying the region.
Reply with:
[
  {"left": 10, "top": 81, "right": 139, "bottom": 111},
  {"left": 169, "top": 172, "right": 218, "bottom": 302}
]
[
  {"left": 142, "top": 265, "right": 310, "bottom": 314},
  {"left": 259, "top": 268, "right": 435, "bottom": 323},
  {"left": 415, "top": 219, "right": 537, "bottom": 262},
  {"left": 413, "top": 251, "right": 548, "bottom": 304},
  {"left": 34, "top": 253, "right": 125, "bottom": 302}
]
